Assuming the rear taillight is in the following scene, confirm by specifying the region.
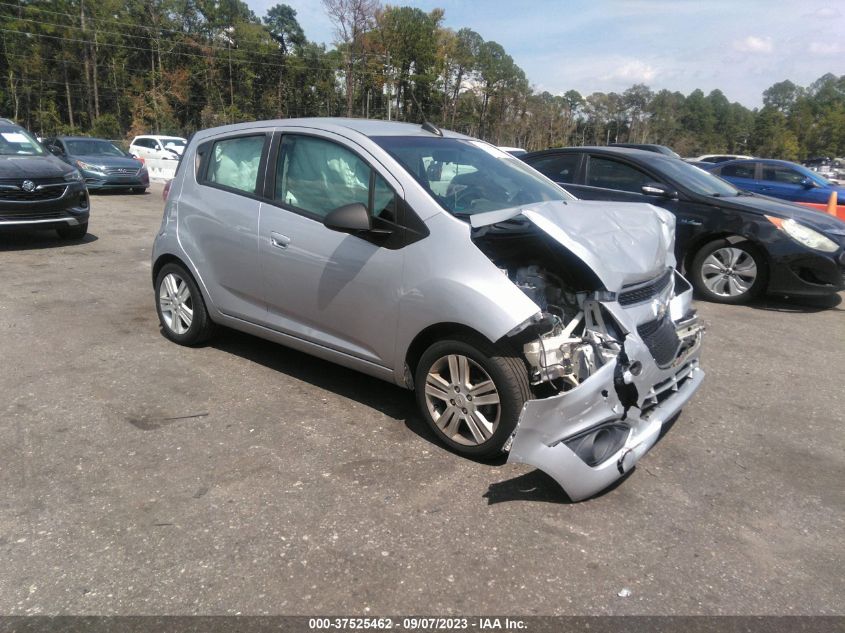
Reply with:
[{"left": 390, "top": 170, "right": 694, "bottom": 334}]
[{"left": 163, "top": 179, "right": 173, "bottom": 201}]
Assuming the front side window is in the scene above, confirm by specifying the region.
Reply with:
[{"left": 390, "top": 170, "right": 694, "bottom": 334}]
[
  {"left": 587, "top": 156, "right": 651, "bottom": 193},
  {"left": 528, "top": 153, "right": 580, "bottom": 184},
  {"left": 762, "top": 166, "right": 804, "bottom": 184},
  {"left": 275, "top": 135, "right": 372, "bottom": 218},
  {"left": 0, "top": 127, "right": 45, "bottom": 156},
  {"left": 206, "top": 135, "right": 265, "bottom": 194},
  {"left": 372, "top": 136, "right": 571, "bottom": 216}
]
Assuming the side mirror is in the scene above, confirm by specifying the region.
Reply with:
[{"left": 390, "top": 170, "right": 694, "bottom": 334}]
[
  {"left": 323, "top": 203, "right": 372, "bottom": 233},
  {"left": 800, "top": 177, "right": 816, "bottom": 189},
  {"left": 48, "top": 145, "right": 64, "bottom": 156},
  {"left": 642, "top": 182, "right": 678, "bottom": 198}
]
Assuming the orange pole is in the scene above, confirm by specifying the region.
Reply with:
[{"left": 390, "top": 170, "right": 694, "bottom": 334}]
[{"left": 826, "top": 191, "right": 838, "bottom": 216}]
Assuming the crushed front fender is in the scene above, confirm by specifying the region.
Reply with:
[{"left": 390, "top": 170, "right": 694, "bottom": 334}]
[{"left": 507, "top": 358, "right": 704, "bottom": 501}]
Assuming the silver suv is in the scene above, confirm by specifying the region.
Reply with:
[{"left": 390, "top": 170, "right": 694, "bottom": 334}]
[{"left": 152, "top": 118, "right": 704, "bottom": 500}]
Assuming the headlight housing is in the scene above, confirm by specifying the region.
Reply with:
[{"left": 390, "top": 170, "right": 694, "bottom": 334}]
[
  {"left": 64, "top": 169, "right": 83, "bottom": 182},
  {"left": 75, "top": 160, "right": 104, "bottom": 174},
  {"left": 765, "top": 216, "right": 839, "bottom": 253}
]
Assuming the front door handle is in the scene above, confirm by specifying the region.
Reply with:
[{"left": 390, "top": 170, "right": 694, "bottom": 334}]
[
  {"left": 678, "top": 218, "right": 702, "bottom": 226},
  {"left": 270, "top": 232, "right": 291, "bottom": 249}
]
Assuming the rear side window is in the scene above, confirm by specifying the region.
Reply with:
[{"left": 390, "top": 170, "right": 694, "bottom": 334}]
[
  {"left": 275, "top": 135, "right": 372, "bottom": 218},
  {"left": 587, "top": 156, "right": 651, "bottom": 193},
  {"left": 206, "top": 135, "right": 265, "bottom": 194},
  {"left": 720, "top": 163, "right": 756, "bottom": 179},
  {"left": 528, "top": 154, "right": 580, "bottom": 183}
]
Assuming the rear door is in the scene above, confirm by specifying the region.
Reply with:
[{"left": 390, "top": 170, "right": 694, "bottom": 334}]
[
  {"left": 256, "top": 130, "right": 406, "bottom": 367},
  {"left": 177, "top": 130, "right": 272, "bottom": 321}
]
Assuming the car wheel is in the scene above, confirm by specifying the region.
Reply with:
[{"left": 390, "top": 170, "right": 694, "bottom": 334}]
[
  {"left": 414, "top": 335, "right": 531, "bottom": 459},
  {"left": 56, "top": 222, "right": 88, "bottom": 240},
  {"left": 132, "top": 187, "right": 147, "bottom": 194},
  {"left": 691, "top": 238, "right": 766, "bottom": 304},
  {"left": 155, "top": 263, "right": 216, "bottom": 345}
]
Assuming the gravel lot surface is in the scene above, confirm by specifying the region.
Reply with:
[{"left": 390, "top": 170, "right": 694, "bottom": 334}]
[{"left": 1, "top": 184, "right": 842, "bottom": 615}]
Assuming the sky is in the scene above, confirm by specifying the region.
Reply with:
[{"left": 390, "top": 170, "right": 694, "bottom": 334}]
[{"left": 245, "top": 0, "right": 845, "bottom": 108}]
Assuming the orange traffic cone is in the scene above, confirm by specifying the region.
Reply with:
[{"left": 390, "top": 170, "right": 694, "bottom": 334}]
[{"left": 826, "top": 191, "right": 837, "bottom": 216}]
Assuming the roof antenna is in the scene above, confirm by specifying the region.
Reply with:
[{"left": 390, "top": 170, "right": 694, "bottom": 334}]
[{"left": 408, "top": 85, "right": 443, "bottom": 136}]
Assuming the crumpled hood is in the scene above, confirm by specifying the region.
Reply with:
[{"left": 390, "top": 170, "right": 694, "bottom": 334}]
[{"left": 470, "top": 200, "right": 676, "bottom": 290}]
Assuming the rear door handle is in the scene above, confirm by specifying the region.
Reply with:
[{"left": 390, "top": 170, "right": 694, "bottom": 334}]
[{"left": 270, "top": 232, "right": 291, "bottom": 249}]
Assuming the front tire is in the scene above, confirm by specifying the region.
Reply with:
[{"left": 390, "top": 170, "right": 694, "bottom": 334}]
[
  {"left": 414, "top": 335, "right": 531, "bottom": 459},
  {"left": 690, "top": 238, "right": 766, "bottom": 304},
  {"left": 155, "top": 263, "right": 216, "bottom": 345},
  {"left": 57, "top": 222, "right": 88, "bottom": 240}
]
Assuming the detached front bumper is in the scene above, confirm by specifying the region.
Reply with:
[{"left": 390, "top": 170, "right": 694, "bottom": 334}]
[{"left": 507, "top": 274, "right": 705, "bottom": 501}]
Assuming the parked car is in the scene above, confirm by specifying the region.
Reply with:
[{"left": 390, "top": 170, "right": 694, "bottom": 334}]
[
  {"left": 522, "top": 147, "right": 845, "bottom": 303},
  {"left": 129, "top": 135, "right": 186, "bottom": 181},
  {"left": 0, "top": 119, "right": 89, "bottom": 239},
  {"left": 704, "top": 158, "right": 845, "bottom": 205},
  {"left": 609, "top": 143, "right": 680, "bottom": 158},
  {"left": 802, "top": 157, "right": 842, "bottom": 184},
  {"left": 691, "top": 154, "right": 753, "bottom": 164},
  {"left": 152, "top": 118, "right": 705, "bottom": 501},
  {"left": 44, "top": 136, "right": 149, "bottom": 193},
  {"left": 498, "top": 146, "right": 527, "bottom": 157}
]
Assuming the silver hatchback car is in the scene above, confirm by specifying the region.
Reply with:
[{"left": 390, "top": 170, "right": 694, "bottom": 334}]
[{"left": 152, "top": 118, "right": 704, "bottom": 500}]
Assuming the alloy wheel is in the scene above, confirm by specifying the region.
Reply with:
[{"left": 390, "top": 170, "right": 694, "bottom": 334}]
[
  {"left": 700, "top": 246, "right": 757, "bottom": 297},
  {"left": 158, "top": 272, "right": 193, "bottom": 335},
  {"left": 424, "top": 354, "right": 501, "bottom": 446}
]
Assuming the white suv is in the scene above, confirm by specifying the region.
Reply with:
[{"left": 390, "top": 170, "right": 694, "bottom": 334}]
[{"left": 128, "top": 135, "right": 186, "bottom": 180}]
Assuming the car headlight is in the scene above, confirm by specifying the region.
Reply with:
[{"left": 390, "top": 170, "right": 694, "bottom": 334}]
[
  {"left": 765, "top": 216, "right": 839, "bottom": 253},
  {"left": 75, "top": 160, "right": 106, "bottom": 173},
  {"left": 64, "top": 169, "right": 83, "bottom": 182}
]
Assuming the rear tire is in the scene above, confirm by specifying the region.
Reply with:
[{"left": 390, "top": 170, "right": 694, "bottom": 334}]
[
  {"left": 690, "top": 238, "right": 766, "bottom": 304},
  {"left": 57, "top": 222, "right": 88, "bottom": 240},
  {"left": 414, "top": 334, "right": 531, "bottom": 459},
  {"left": 131, "top": 187, "right": 147, "bottom": 194},
  {"left": 155, "top": 263, "right": 216, "bottom": 345}
]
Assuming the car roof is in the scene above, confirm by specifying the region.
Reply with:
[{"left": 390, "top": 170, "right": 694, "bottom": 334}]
[
  {"left": 524, "top": 146, "right": 675, "bottom": 161},
  {"left": 54, "top": 136, "right": 113, "bottom": 141},
  {"left": 191, "top": 118, "right": 473, "bottom": 142}
]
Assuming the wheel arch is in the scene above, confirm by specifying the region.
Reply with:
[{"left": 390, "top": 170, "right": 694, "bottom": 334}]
[
  {"left": 683, "top": 231, "right": 770, "bottom": 279},
  {"left": 404, "top": 322, "right": 497, "bottom": 388}
]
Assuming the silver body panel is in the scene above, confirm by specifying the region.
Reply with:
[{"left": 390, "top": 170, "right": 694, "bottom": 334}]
[{"left": 152, "top": 117, "right": 705, "bottom": 499}]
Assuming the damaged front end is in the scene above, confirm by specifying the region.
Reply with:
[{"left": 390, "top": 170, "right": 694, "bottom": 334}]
[{"left": 471, "top": 201, "right": 705, "bottom": 501}]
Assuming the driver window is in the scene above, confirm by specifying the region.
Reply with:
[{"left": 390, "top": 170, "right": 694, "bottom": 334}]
[
  {"left": 275, "top": 135, "right": 371, "bottom": 218},
  {"left": 587, "top": 156, "right": 651, "bottom": 193},
  {"left": 762, "top": 166, "right": 804, "bottom": 184}
]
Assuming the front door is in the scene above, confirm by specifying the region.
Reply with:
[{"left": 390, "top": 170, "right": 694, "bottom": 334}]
[{"left": 257, "top": 131, "right": 405, "bottom": 368}]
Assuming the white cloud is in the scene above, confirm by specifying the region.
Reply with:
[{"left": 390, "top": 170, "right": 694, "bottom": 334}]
[
  {"left": 733, "top": 36, "right": 774, "bottom": 53},
  {"left": 601, "top": 60, "right": 658, "bottom": 84},
  {"left": 810, "top": 6, "right": 842, "bottom": 18},
  {"left": 808, "top": 41, "right": 842, "bottom": 55}
]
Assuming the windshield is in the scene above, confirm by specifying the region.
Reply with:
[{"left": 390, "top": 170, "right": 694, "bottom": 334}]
[
  {"left": 658, "top": 158, "right": 742, "bottom": 196},
  {"left": 65, "top": 139, "right": 125, "bottom": 157},
  {"left": 0, "top": 127, "right": 45, "bottom": 156},
  {"left": 372, "top": 136, "right": 573, "bottom": 216}
]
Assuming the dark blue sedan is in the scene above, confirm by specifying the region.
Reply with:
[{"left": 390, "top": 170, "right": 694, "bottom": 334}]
[
  {"left": 704, "top": 158, "right": 845, "bottom": 205},
  {"left": 44, "top": 136, "right": 149, "bottom": 193}
]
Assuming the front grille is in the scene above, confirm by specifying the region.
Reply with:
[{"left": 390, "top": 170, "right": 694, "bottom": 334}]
[
  {"left": 619, "top": 269, "right": 673, "bottom": 306},
  {"left": 0, "top": 186, "right": 67, "bottom": 202},
  {"left": 102, "top": 166, "right": 140, "bottom": 176},
  {"left": 637, "top": 316, "right": 681, "bottom": 367}
]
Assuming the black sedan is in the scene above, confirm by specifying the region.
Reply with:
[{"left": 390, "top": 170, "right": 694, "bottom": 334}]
[
  {"left": 522, "top": 147, "right": 845, "bottom": 303},
  {"left": 44, "top": 136, "right": 149, "bottom": 193}
]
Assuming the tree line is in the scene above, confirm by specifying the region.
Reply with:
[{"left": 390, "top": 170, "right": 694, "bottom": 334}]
[{"left": 1, "top": 0, "right": 843, "bottom": 160}]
